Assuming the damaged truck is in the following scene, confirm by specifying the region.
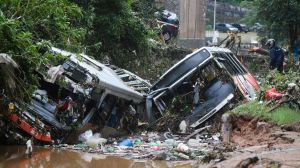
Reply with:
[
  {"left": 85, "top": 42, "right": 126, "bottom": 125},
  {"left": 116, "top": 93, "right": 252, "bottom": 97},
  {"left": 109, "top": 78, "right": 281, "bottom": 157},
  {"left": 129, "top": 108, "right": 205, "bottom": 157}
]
[{"left": 146, "top": 47, "right": 259, "bottom": 130}]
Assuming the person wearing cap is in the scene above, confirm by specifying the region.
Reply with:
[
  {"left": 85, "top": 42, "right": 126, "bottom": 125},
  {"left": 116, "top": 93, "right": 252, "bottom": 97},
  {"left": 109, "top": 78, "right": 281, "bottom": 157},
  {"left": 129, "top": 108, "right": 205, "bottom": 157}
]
[{"left": 265, "top": 39, "right": 285, "bottom": 73}]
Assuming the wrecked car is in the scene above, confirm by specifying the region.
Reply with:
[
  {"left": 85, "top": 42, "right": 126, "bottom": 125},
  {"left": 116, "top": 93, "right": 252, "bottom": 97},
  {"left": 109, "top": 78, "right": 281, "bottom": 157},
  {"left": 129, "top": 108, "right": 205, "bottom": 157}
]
[
  {"left": 26, "top": 47, "right": 151, "bottom": 141},
  {"left": 146, "top": 47, "right": 259, "bottom": 129}
]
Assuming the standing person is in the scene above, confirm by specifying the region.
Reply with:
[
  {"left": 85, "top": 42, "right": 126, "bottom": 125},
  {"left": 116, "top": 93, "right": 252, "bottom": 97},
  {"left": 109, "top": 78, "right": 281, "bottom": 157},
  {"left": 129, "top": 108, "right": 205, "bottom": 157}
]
[
  {"left": 25, "top": 137, "right": 34, "bottom": 157},
  {"left": 265, "top": 39, "right": 285, "bottom": 73},
  {"left": 293, "top": 45, "right": 299, "bottom": 66}
]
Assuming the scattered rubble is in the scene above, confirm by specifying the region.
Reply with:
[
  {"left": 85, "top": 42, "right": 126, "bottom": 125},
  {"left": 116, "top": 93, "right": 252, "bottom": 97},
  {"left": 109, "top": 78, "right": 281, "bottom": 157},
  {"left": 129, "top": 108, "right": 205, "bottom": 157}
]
[{"left": 51, "top": 127, "right": 226, "bottom": 162}]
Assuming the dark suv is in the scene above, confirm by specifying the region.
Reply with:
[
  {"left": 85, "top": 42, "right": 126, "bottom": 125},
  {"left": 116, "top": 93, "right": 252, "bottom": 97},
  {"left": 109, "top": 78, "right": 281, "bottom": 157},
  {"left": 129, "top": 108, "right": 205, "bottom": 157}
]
[{"left": 155, "top": 10, "right": 179, "bottom": 43}]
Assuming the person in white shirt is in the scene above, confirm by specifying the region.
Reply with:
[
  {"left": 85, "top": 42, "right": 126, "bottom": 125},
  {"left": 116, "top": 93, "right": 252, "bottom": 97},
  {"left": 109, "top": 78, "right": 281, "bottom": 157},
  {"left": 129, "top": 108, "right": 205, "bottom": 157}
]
[{"left": 25, "top": 137, "right": 33, "bottom": 157}]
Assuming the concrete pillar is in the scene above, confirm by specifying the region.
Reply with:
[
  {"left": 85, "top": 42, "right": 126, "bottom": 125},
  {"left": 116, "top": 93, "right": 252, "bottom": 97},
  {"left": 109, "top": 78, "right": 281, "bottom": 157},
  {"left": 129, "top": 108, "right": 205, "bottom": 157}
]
[
  {"left": 221, "top": 113, "right": 232, "bottom": 144},
  {"left": 178, "top": 0, "right": 206, "bottom": 49}
]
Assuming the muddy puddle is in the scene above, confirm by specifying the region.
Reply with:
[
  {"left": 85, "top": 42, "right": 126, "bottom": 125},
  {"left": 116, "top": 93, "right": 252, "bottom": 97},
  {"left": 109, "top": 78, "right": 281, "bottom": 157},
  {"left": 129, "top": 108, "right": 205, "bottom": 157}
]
[{"left": 0, "top": 146, "right": 195, "bottom": 168}]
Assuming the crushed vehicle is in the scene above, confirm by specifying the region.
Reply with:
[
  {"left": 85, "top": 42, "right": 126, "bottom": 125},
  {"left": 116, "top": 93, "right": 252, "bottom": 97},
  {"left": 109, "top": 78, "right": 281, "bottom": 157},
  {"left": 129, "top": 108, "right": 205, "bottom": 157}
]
[
  {"left": 146, "top": 47, "right": 259, "bottom": 129},
  {"left": 28, "top": 47, "right": 151, "bottom": 140},
  {"left": 1, "top": 47, "right": 151, "bottom": 143}
]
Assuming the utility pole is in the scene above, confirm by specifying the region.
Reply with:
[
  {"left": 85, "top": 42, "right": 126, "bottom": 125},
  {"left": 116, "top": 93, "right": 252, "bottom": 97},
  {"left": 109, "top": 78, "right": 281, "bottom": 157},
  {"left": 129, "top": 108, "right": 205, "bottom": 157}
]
[{"left": 212, "top": 0, "right": 218, "bottom": 45}]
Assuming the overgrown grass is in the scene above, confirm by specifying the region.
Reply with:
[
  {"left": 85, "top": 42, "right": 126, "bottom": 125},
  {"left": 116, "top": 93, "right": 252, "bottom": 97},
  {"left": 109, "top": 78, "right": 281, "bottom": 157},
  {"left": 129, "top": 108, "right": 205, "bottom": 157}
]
[{"left": 233, "top": 101, "right": 300, "bottom": 125}]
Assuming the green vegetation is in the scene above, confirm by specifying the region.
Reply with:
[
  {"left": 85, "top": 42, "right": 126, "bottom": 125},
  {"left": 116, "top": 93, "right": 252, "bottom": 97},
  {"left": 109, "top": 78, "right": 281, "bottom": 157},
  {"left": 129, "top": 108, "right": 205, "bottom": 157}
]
[
  {"left": 0, "top": 0, "right": 158, "bottom": 100},
  {"left": 241, "top": 0, "right": 300, "bottom": 47},
  {"left": 0, "top": 0, "right": 84, "bottom": 100},
  {"left": 260, "top": 70, "right": 300, "bottom": 92},
  {"left": 70, "top": 0, "right": 156, "bottom": 73},
  {"left": 233, "top": 101, "right": 300, "bottom": 125},
  {"left": 233, "top": 69, "right": 300, "bottom": 125}
]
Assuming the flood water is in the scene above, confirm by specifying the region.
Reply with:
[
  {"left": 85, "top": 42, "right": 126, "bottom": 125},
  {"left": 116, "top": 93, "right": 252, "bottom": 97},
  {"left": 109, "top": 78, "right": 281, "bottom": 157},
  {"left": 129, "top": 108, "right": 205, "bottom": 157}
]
[{"left": 0, "top": 146, "right": 195, "bottom": 168}]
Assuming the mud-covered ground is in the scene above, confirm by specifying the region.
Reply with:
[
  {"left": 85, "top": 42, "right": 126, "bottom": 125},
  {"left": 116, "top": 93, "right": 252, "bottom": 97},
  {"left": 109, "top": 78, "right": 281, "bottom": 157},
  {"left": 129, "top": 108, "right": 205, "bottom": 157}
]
[{"left": 203, "top": 116, "right": 300, "bottom": 168}]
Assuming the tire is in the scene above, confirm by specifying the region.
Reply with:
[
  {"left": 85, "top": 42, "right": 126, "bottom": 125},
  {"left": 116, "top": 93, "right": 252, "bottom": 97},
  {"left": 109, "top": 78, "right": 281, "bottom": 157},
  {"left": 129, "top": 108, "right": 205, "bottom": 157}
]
[{"left": 162, "top": 30, "right": 172, "bottom": 43}]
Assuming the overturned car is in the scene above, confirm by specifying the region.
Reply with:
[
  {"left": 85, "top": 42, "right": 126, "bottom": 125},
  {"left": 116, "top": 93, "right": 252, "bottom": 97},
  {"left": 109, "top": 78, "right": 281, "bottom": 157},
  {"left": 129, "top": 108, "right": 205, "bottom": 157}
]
[{"left": 146, "top": 47, "right": 259, "bottom": 129}]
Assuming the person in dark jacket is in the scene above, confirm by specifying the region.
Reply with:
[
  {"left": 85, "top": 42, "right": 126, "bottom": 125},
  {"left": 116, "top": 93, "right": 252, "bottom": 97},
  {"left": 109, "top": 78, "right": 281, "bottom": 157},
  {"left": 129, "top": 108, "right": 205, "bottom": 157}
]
[{"left": 265, "top": 39, "right": 284, "bottom": 73}]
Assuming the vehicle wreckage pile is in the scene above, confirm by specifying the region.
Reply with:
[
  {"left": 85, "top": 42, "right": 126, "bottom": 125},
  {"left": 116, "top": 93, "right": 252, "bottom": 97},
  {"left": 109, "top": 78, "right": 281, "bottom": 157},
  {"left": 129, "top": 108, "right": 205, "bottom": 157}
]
[{"left": 0, "top": 46, "right": 260, "bottom": 160}]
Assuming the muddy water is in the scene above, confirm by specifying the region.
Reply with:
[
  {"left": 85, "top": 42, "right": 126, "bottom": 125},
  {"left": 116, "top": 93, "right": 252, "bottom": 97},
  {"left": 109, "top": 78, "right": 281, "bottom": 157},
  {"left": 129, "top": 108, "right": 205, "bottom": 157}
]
[{"left": 0, "top": 146, "right": 194, "bottom": 168}]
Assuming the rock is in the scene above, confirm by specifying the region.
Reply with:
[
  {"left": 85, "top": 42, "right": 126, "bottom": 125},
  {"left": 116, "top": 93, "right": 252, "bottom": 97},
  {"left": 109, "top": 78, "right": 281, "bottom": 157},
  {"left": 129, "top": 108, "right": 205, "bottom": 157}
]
[{"left": 235, "top": 156, "right": 259, "bottom": 168}]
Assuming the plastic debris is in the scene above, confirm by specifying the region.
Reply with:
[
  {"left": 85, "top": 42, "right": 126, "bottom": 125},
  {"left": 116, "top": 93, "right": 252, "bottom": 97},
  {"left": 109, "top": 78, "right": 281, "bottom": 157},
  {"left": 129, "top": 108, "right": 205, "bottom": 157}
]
[
  {"left": 176, "top": 143, "right": 189, "bottom": 152},
  {"left": 105, "top": 147, "right": 116, "bottom": 153},
  {"left": 133, "top": 139, "right": 142, "bottom": 146},
  {"left": 51, "top": 130, "right": 225, "bottom": 161},
  {"left": 79, "top": 130, "right": 93, "bottom": 142},
  {"left": 152, "top": 146, "right": 161, "bottom": 151},
  {"left": 163, "top": 132, "right": 174, "bottom": 140},
  {"left": 119, "top": 139, "right": 133, "bottom": 147},
  {"left": 187, "top": 139, "right": 201, "bottom": 148},
  {"left": 265, "top": 87, "right": 283, "bottom": 101},
  {"left": 174, "top": 152, "right": 190, "bottom": 160},
  {"left": 86, "top": 137, "right": 107, "bottom": 149},
  {"left": 164, "top": 139, "right": 177, "bottom": 146}
]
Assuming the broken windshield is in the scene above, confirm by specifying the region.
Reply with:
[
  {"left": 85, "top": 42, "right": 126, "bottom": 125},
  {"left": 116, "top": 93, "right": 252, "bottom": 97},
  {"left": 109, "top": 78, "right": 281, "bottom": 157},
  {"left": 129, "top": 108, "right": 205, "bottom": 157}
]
[
  {"left": 63, "top": 61, "right": 88, "bottom": 83},
  {"left": 213, "top": 52, "right": 247, "bottom": 75}
]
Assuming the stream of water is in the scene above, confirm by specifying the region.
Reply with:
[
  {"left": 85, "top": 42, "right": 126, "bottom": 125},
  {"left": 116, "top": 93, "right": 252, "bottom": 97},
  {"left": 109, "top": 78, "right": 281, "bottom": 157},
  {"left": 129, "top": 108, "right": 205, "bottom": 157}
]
[{"left": 0, "top": 146, "right": 194, "bottom": 168}]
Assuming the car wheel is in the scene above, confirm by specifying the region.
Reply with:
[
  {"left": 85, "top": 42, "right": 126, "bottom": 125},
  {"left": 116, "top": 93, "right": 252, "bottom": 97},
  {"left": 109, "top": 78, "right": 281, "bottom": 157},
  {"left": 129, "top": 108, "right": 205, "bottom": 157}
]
[{"left": 162, "top": 31, "right": 172, "bottom": 43}]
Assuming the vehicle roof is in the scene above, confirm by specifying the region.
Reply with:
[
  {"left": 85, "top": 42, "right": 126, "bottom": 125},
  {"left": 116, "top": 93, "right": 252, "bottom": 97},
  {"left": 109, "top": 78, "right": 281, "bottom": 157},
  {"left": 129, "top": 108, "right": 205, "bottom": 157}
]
[
  {"left": 51, "top": 47, "right": 145, "bottom": 103},
  {"left": 162, "top": 10, "right": 178, "bottom": 20}
]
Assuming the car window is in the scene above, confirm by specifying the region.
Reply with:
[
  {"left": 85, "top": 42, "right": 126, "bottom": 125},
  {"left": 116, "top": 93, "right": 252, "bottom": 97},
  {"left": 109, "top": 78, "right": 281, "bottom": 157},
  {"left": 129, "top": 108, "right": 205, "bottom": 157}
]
[
  {"left": 151, "top": 49, "right": 210, "bottom": 90},
  {"left": 213, "top": 53, "right": 247, "bottom": 75},
  {"left": 225, "top": 24, "right": 234, "bottom": 28}
]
